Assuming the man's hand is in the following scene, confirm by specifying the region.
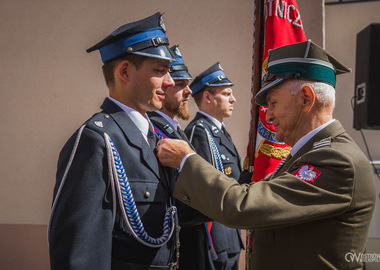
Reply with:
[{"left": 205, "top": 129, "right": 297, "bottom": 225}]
[{"left": 156, "top": 139, "right": 195, "bottom": 168}]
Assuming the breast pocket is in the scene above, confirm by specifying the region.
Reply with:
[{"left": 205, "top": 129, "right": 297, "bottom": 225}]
[
  {"left": 128, "top": 179, "right": 167, "bottom": 203},
  {"left": 221, "top": 154, "right": 234, "bottom": 176},
  {"left": 114, "top": 179, "right": 170, "bottom": 236}
]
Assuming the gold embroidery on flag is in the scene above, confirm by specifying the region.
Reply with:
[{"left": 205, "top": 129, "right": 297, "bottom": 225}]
[{"left": 256, "top": 140, "right": 291, "bottom": 159}]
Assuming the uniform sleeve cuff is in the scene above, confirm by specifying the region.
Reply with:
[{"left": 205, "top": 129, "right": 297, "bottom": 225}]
[{"left": 179, "top": 153, "right": 196, "bottom": 172}]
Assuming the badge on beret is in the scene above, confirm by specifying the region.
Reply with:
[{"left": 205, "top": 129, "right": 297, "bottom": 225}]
[
  {"left": 293, "top": 164, "right": 321, "bottom": 183},
  {"left": 159, "top": 15, "right": 166, "bottom": 32},
  {"left": 224, "top": 167, "right": 232, "bottom": 175},
  {"left": 173, "top": 46, "right": 182, "bottom": 57}
]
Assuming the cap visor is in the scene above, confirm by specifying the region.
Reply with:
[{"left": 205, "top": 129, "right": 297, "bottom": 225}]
[
  {"left": 170, "top": 70, "right": 192, "bottom": 80},
  {"left": 208, "top": 78, "right": 234, "bottom": 87},
  {"left": 133, "top": 45, "right": 176, "bottom": 61},
  {"left": 254, "top": 78, "right": 285, "bottom": 105}
]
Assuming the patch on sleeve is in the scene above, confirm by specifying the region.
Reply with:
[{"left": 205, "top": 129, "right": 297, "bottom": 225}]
[{"left": 293, "top": 164, "right": 321, "bottom": 183}]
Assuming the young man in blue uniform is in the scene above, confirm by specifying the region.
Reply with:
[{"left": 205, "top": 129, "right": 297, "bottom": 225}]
[
  {"left": 184, "top": 63, "right": 244, "bottom": 270},
  {"left": 148, "top": 45, "right": 214, "bottom": 270},
  {"left": 48, "top": 13, "right": 180, "bottom": 270}
]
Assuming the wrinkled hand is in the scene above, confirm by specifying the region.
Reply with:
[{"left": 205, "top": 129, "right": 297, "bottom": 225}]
[{"left": 156, "top": 139, "right": 195, "bottom": 168}]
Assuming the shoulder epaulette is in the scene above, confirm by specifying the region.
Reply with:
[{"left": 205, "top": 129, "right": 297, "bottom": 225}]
[
  {"left": 313, "top": 138, "right": 331, "bottom": 149},
  {"left": 194, "top": 119, "right": 205, "bottom": 128},
  {"left": 87, "top": 112, "right": 112, "bottom": 131}
]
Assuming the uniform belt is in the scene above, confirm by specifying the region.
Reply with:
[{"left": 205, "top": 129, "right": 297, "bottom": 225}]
[{"left": 112, "top": 260, "right": 177, "bottom": 270}]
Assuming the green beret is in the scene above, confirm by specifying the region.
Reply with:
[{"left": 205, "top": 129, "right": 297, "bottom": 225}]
[{"left": 255, "top": 40, "right": 351, "bottom": 105}]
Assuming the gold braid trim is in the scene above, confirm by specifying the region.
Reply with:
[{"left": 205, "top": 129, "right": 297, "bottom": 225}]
[{"left": 255, "top": 139, "right": 291, "bottom": 159}]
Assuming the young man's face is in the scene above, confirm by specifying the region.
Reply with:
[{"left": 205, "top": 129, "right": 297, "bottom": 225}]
[
  {"left": 161, "top": 79, "right": 192, "bottom": 120},
  {"left": 127, "top": 57, "right": 175, "bottom": 114},
  {"left": 208, "top": 86, "right": 236, "bottom": 120}
]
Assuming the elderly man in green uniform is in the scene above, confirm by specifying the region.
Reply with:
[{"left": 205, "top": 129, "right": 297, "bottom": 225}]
[{"left": 155, "top": 40, "right": 376, "bottom": 270}]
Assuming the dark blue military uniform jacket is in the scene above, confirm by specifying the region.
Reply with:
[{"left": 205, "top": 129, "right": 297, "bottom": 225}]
[
  {"left": 49, "top": 98, "right": 175, "bottom": 270},
  {"left": 184, "top": 112, "right": 244, "bottom": 259},
  {"left": 147, "top": 111, "right": 213, "bottom": 270}
]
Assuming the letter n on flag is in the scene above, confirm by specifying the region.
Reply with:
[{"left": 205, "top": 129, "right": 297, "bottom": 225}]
[{"left": 251, "top": 0, "right": 307, "bottom": 182}]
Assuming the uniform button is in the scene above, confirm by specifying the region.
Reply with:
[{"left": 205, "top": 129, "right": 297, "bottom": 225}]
[
  {"left": 144, "top": 191, "right": 151, "bottom": 198},
  {"left": 104, "top": 114, "right": 110, "bottom": 119}
]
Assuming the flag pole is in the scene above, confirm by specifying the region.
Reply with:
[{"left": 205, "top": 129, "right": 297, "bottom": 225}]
[
  {"left": 245, "top": 1, "right": 264, "bottom": 269},
  {"left": 245, "top": 0, "right": 265, "bottom": 173}
]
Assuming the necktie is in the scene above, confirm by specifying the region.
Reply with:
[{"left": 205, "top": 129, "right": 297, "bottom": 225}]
[
  {"left": 147, "top": 123, "right": 157, "bottom": 151},
  {"left": 270, "top": 154, "right": 292, "bottom": 180},
  {"left": 176, "top": 126, "right": 188, "bottom": 141},
  {"left": 222, "top": 125, "right": 232, "bottom": 141}
]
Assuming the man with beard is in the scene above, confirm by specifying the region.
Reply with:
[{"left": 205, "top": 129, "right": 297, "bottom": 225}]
[
  {"left": 148, "top": 45, "right": 214, "bottom": 270},
  {"left": 184, "top": 63, "right": 244, "bottom": 270},
  {"left": 148, "top": 45, "right": 192, "bottom": 142}
]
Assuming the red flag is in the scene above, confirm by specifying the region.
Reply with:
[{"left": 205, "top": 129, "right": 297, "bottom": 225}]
[
  {"left": 246, "top": 2, "right": 307, "bottom": 269},
  {"left": 251, "top": 0, "right": 306, "bottom": 182}
]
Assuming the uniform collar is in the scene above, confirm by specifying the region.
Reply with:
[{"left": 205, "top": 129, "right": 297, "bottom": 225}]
[
  {"left": 290, "top": 119, "right": 335, "bottom": 156},
  {"left": 199, "top": 111, "right": 223, "bottom": 131},
  {"left": 108, "top": 97, "right": 151, "bottom": 137},
  {"left": 154, "top": 110, "right": 180, "bottom": 130}
]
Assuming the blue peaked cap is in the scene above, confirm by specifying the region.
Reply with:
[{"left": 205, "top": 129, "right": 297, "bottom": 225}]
[
  {"left": 190, "top": 62, "right": 233, "bottom": 96},
  {"left": 169, "top": 45, "right": 192, "bottom": 80},
  {"left": 86, "top": 12, "right": 176, "bottom": 63}
]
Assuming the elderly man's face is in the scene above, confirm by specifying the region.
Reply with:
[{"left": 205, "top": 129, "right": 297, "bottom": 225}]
[{"left": 265, "top": 82, "right": 304, "bottom": 146}]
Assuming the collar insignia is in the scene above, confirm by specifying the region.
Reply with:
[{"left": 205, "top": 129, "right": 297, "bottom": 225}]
[
  {"left": 211, "top": 126, "right": 219, "bottom": 133},
  {"left": 164, "top": 124, "right": 174, "bottom": 134}
]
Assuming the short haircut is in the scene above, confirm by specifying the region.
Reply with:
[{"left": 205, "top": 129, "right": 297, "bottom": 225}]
[
  {"left": 289, "top": 79, "right": 336, "bottom": 109},
  {"left": 193, "top": 87, "right": 217, "bottom": 107},
  {"left": 102, "top": 54, "right": 146, "bottom": 87}
]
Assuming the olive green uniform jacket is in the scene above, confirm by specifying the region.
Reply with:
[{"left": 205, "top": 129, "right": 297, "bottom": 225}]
[{"left": 174, "top": 121, "right": 376, "bottom": 270}]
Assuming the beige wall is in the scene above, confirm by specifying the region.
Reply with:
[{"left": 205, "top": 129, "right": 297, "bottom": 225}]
[
  {"left": 325, "top": 2, "right": 380, "bottom": 270},
  {"left": 0, "top": 0, "right": 322, "bottom": 226},
  {"left": 0, "top": 0, "right": 322, "bottom": 269}
]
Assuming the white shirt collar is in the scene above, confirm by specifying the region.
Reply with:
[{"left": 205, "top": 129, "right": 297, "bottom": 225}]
[
  {"left": 154, "top": 111, "right": 180, "bottom": 130},
  {"left": 199, "top": 111, "right": 223, "bottom": 131},
  {"left": 108, "top": 97, "right": 151, "bottom": 138},
  {"left": 290, "top": 119, "right": 335, "bottom": 156}
]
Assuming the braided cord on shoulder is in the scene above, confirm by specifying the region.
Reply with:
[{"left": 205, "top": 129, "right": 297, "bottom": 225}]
[
  {"left": 104, "top": 133, "right": 176, "bottom": 248},
  {"left": 189, "top": 124, "right": 224, "bottom": 173},
  {"left": 204, "top": 129, "right": 224, "bottom": 173}
]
